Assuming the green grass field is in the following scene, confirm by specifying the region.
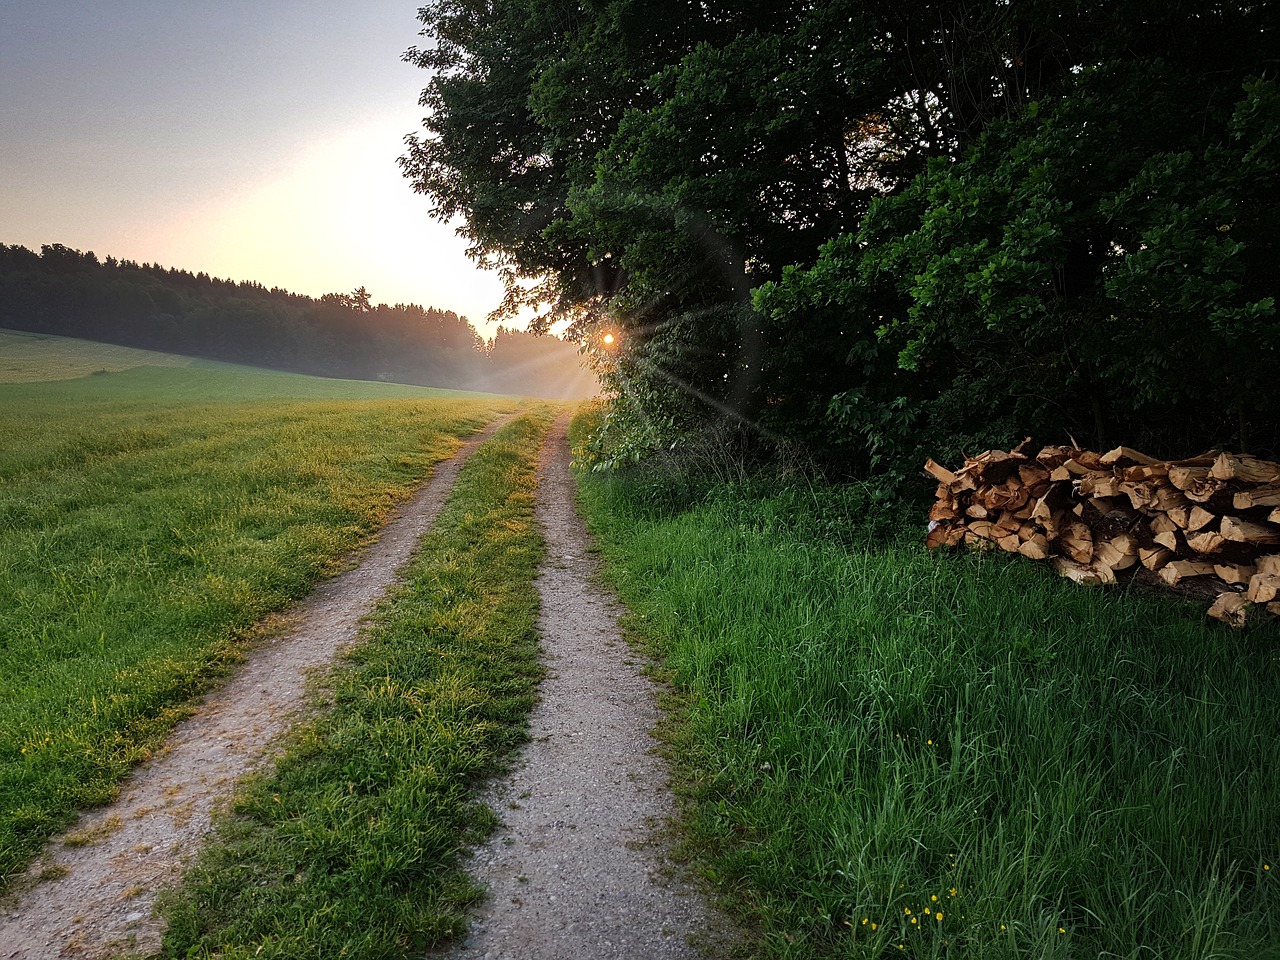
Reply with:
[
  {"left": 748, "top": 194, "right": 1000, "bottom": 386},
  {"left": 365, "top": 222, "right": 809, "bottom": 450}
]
[
  {"left": 0, "top": 337, "right": 519, "bottom": 884},
  {"left": 570, "top": 409, "right": 1280, "bottom": 960},
  {"left": 0, "top": 329, "right": 194, "bottom": 382},
  {"left": 160, "top": 409, "right": 554, "bottom": 957}
]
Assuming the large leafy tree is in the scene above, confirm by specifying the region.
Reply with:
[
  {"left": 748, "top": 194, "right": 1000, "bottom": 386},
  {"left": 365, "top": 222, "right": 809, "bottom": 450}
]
[{"left": 404, "top": 0, "right": 1280, "bottom": 472}]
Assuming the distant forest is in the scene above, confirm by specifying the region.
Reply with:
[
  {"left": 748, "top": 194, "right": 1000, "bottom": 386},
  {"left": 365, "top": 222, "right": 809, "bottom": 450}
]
[{"left": 0, "top": 243, "right": 597, "bottom": 398}]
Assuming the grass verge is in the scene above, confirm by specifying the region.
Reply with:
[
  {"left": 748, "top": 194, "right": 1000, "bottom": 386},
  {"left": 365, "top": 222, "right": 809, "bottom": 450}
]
[
  {"left": 159, "top": 407, "right": 555, "bottom": 958},
  {"left": 0, "top": 363, "right": 517, "bottom": 884},
  {"left": 569, "top": 408, "right": 1280, "bottom": 960}
]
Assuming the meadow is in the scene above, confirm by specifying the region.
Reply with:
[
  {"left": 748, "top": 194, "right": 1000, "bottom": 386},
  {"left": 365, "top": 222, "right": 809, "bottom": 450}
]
[
  {"left": 570, "top": 409, "right": 1280, "bottom": 960},
  {"left": 0, "top": 336, "right": 518, "bottom": 883},
  {"left": 160, "top": 409, "right": 553, "bottom": 957}
]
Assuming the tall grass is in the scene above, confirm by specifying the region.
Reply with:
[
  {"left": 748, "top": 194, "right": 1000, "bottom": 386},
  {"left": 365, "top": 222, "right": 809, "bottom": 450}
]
[
  {"left": 160, "top": 409, "right": 554, "bottom": 958},
  {"left": 570, "top": 412, "right": 1280, "bottom": 959},
  {"left": 0, "top": 363, "right": 517, "bottom": 883}
]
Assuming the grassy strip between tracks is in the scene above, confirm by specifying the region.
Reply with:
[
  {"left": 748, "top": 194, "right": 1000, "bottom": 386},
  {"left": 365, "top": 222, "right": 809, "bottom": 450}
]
[
  {"left": 159, "top": 407, "right": 554, "bottom": 958},
  {"left": 0, "top": 362, "right": 517, "bottom": 885},
  {"left": 568, "top": 407, "right": 1280, "bottom": 960}
]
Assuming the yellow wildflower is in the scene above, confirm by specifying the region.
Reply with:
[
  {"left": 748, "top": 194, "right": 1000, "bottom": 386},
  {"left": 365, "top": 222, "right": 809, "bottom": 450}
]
[{"left": 936, "top": 912, "right": 944, "bottom": 921}]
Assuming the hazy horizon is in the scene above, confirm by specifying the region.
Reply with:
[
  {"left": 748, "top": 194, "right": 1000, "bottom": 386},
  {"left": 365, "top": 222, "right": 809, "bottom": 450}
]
[{"left": 0, "top": 1, "right": 521, "bottom": 337}]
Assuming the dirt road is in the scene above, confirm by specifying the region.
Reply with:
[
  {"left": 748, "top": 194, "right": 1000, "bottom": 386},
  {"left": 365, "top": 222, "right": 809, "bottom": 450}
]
[
  {"left": 0, "top": 419, "right": 505, "bottom": 959},
  {"left": 447, "top": 414, "right": 730, "bottom": 960}
]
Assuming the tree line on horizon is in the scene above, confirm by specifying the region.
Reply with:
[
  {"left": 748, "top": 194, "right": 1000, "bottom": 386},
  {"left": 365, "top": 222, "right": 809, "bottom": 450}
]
[
  {"left": 0, "top": 243, "right": 597, "bottom": 398},
  {"left": 403, "top": 0, "right": 1279, "bottom": 476}
]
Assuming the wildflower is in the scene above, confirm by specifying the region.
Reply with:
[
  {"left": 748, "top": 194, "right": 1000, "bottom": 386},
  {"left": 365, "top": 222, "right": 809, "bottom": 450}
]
[
  {"left": 1059, "top": 927, "right": 1066, "bottom": 934},
  {"left": 872, "top": 923, "right": 878, "bottom": 931},
  {"left": 949, "top": 887, "right": 957, "bottom": 897},
  {"left": 931, "top": 895, "right": 938, "bottom": 902},
  {"left": 1265, "top": 864, "right": 1272, "bottom": 872},
  {"left": 927, "top": 739, "right": 933, "bottom": 745},
  {"left": 911, "top": 917, "right": 918, "bottom": 925},
  {"left": 936, "top": 912, "right": 944, "bottom": 921},
  {"left": 862, "top": 919, "right": 868, "bottom": 926},
  {"left": 1001, "top": 924, "right": 1007, "bottom": 931},
  {"left": 904, "top": 908, "right": 911, "bottom": 915}
]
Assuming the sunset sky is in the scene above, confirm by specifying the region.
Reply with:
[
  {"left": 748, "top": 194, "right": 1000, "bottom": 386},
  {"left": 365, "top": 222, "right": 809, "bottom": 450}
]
[{"left": 0, "top": 1, "right": 514, "bottom": 333}]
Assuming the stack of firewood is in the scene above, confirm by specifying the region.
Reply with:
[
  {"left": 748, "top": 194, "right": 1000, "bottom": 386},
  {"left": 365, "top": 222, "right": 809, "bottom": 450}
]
[{"left": 924, "top": 441, "right": 1280, "bottom": 626}]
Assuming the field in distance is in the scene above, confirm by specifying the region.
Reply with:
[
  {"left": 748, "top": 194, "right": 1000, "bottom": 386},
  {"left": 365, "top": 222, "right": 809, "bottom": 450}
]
[{"left": 0, "top": 330, "right": 523, "bottom": 884}]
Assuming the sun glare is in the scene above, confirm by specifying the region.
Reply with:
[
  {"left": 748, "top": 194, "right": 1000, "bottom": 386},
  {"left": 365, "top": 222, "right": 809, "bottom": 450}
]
[{"left": 602, "top": 333, "right": 615, "bottom": 345}]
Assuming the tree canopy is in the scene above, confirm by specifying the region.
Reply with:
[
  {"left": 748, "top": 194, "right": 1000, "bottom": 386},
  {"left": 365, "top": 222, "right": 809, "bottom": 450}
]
[{"left": 403, "top": 0, "right": 1280, "bottom": 474}]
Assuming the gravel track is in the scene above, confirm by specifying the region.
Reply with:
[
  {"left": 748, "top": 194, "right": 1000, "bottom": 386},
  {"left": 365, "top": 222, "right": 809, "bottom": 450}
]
[
  {"left": 0, "top": 418, "right": 506, "bottom": 959},
  {"left": 446, "top": 413, "right": 733, "bottom": 960}
]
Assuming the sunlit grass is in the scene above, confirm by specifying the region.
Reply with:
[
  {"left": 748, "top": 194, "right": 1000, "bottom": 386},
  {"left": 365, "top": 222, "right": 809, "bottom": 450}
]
[
  {"left": 570, "top": 410, "right": 1280, "bottom": 959},
  {"left": 159, "top": 409, "right": 554, "bottom": 957},
  {"left": 0, "top": 328, "right": 193, "bottom": 382},
  {"left": 0, "top": 362, "right": 518, "bottom": 884}
]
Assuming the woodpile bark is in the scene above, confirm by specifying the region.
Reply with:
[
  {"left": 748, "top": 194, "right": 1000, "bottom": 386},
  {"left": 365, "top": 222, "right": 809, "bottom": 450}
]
[{"left": 925, "top": 441, "right": 1280, "bottom": 627}]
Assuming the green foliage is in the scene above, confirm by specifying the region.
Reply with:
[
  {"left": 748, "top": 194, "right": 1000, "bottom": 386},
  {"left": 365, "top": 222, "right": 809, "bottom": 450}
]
[
  {"left": 0, "top": 362, "right": 515, "bottom": 885},
  {"left": 159, "top": 411, "right": 553, "bottom": 957},
  {"left": 407, "top": 1, "right": 1280, "bottom": 473},
  {"left": 572, "top": 408, "right": 1280, "bottom": 958},
  {"left": 764, "top": 69, "right": 1280, "bottom": 473}
]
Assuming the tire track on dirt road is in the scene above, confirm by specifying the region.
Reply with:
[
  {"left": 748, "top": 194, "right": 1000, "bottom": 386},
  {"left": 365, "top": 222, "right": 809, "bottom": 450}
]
[
  {"left": 449, "top": 413, "right": 734, "bottom": 960},
  {"left": 0, "top": 415, "right": 511, "bottom": 960}
]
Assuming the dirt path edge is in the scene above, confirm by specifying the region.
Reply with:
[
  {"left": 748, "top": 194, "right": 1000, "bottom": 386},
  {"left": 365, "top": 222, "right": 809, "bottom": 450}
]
[
  {"left": 445, "top": 412, "right": 735, "bottom": 960},
  {"left": 0, "top": 415, "right": 511, "bottom": 960}
]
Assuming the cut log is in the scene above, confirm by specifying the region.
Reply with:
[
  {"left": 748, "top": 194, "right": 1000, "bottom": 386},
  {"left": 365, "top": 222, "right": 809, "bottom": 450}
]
[
  {"left": 1018, "top": 534, "right": 1050, "bottom": 560},
  {"left": 1247, "top": 573, "right": 1280, "bottom": 604},
  {"left": 1150, "top": 512, "right": 1180, "bottom": 536},
  {"left": 1152, "top": 487, "right": 1193, "bottom": 512},
  {"left": 1123, "top": 463, "right": 1169, "bottom": 482},
  {"left": 1211, "top": 453, "right": 1280, "bottom": 484},
  {"left": 1215, "top": 563, "right": 1257, "bottom": 585},
  {"left": 1220, "top": 516, "right": 1280, "bottom": 546},
  {"left": 1187, "top": 506, "right": 1218, "bottom": 531},
  {"left": 1061, "top": 521, "right": 1095, "bottom": 564},
  {"left": 930, "top": 500, "right": 963, "bottom": 522},
  {"left": 1140, "top": 546, "right": 1176, "bottom": 571},
  {"left": 1208, "top": 591, "right": 1251, "bottom": 627},
  {"left": 1185, "top": 531, "right": 1227, "bottom": 555},
  {"left": 1101, "top": 445, "right": 1161, "bottom": 466},
  {"left": 926, "top": 523, "right": 956, "bottom": 549},
  {"left": 997, "top": 533, "right": 1023, "bottom": 554},
  {"left": 964, "top": 503, "right": 990, "bottom": 520},
  {"left": 1233, "top": 485, "right": 1280, "bottom": 509},
  {"left": 1018, "top": 463, "right": 1051, "bottom": 488},
  {"left": 1078, "top": 474, "right": 1123, "bottom": 498},
  {"left": 1258, "top": 555, "right": 1280, "bottom": 576},
  {"left": 1096, "top": 540, "right": 1139, "bottom": 571},
  {"left": 1051, "top": 556, "right": 1115, "bottom": 585},
  {"left": 925, "top": 458, "right": 960, "bottom": 485},
  {"left": 1158, "top": 560, "right": 1218, "bottom": 586},
  {"left": 966, "top": 520, "right": 996, "bottom": 540},
  {"left": 1163, "top": 507, "right": 1194, "bottom": 529},
  {"left": 1168, "top": 465, "right": 1211, "bottom": 490},
  {"left": 1062, "top": 458, "right": 1099, "bottom": 476},
  {"left": 1154, "top": 530, "right": 1181, "bottom": 552},
  {"left": 1272, "top": 507, "right": 1280, "bottom": 525}
]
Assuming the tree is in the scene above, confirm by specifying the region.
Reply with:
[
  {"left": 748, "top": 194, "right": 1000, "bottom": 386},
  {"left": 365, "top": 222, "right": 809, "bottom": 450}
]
[{"left": 404, "top": 0, "right": 1280, "bottom": 471}]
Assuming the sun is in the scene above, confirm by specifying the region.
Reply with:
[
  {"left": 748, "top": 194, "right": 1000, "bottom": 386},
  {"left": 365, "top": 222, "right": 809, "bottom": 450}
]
[{"left": 602, "top": 333, "right": 615, "bottom": 345}]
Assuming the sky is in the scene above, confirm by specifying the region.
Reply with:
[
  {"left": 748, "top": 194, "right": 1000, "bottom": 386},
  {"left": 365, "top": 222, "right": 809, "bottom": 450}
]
[{"left": 0, "top": 1, "right": 515, "bottom": 335}]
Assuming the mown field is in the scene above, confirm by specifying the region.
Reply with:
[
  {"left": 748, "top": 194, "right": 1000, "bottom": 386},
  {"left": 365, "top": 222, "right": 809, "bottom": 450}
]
[
  {"left": 0, "top": 334, "right": 519, "bottom": 883},
  {"left": 570, "top": 408, "right": 1280, "bottom": 960}
]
